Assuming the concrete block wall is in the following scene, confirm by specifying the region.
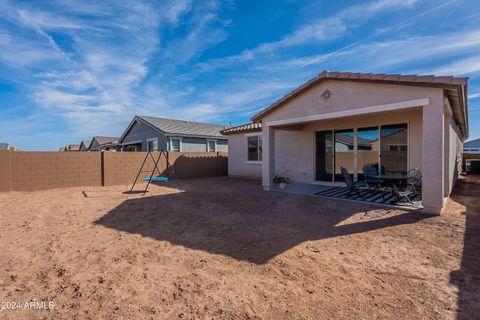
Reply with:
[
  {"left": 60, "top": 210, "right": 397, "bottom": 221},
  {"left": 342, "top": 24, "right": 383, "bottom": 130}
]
[
  {"left": 0, "top": 151, "right": 228, "bottom": 191},
  {"left": 10, "top": 152, "right": 101, "bottom": 191}
]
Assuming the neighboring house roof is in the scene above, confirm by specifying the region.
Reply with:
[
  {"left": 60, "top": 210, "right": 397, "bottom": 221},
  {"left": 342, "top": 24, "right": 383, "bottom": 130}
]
[
  {"left": 251, "top": 71, "right": 469, "bottom": 139},
  {"left": 220, "top": 123, "right": 262, "bottom": 135},
  {"left": 464, "top": 138, "right": 480, "bottom": 149},
  {"left": 80, "top": 140, "right": 91, "bottom": 149},
  {"left": 59, "top": 146, "right": 66, "bottom": 151},
  {"left": 89, "top": 136, "right": 119, "bottom": 149},
  {"left": 67, "top": 144, "right": 80, "bottom": 151},
  {"left": 119, "top": 115, "right": 228, "bottom": 142},
  {"left": 0, "top": 143, "right": 8, "bottom": 150}
]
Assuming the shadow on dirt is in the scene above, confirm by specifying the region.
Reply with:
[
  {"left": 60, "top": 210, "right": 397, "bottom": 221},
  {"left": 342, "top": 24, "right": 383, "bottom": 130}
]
[
  {"left": 96, "top": 178, "right": 431, "bottom": 265},
  {"left": 449, "top": 175, "right": 480, "bottom": 320}
]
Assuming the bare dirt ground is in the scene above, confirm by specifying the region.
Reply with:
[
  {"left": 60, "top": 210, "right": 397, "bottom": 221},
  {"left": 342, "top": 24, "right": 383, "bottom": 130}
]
[{"left": 0, "top": 176, "right": 479, "bottom": 319}]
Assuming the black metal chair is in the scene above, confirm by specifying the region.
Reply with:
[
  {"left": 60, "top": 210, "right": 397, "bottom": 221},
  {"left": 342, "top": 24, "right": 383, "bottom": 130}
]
[
  {"left": 341, "top": 167, "right": 370, "bottom": 195},
  {"left": 392, "top": 169, "right": 422, "bottom": 204},
  {"left": 363, "top": 165, "right": 383, "bottom": 193}
]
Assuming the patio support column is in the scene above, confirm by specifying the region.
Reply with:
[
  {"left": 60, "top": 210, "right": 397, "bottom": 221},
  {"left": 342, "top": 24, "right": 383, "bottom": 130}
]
[
  {"left": 422, "top": 103, "right": 445, "bottom": 215},
  {"left": 262, "top": 125, "right": 275, "bottom": 191}
]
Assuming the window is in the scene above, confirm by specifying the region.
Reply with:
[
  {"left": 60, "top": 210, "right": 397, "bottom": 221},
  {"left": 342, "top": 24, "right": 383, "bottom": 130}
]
[
  {"left": 147, "top": 138, "right": 158, "bottom": 151},
  {"left": 247, "top": 135, "right": 262, "bottom": 161},
  {"left": 170, "top": 138, "right": 181, "bottom": 152},
  {"left": 207, "top": 140, "right": 216, "bottom": 152}
]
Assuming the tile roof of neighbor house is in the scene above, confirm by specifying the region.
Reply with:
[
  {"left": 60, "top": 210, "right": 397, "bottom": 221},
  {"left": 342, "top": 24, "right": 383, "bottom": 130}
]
[
  {"left": 464, "top": 138, "right": 480, "bottom": 148},
  {"left": 125, "top": 115, "right": 228, "bottom": 139},
  {"left": 220, "top": 123, "right": 262, "bottom": 135},
  {"left": 81, "top": 140, "right": 91, "bottom": 147},
  {"left": 251, "top": 70, "right": 469, "bottom": 139},
  {"left": 93, "top": 136, "right": 119, "bottom": 146},
  {"left": 0, "top": 143, "right": 8, "bottom": 150}
]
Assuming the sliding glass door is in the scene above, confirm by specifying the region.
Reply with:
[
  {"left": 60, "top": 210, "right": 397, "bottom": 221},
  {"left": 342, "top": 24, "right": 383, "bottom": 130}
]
[
  {"left": 315, "top": 131, "right": 334, "bottom": 181},
  {"left": 380, "top": 124, "right": 408, "bottom": 175},
  {"left": 315, "top": 123, "right": 408, "bottom": 182},
  {"left": 357, "top": 127, "right": 380, "bottom": 180},
  {"left": 334, "top": 129, "right": 355, "bottom": 182}
]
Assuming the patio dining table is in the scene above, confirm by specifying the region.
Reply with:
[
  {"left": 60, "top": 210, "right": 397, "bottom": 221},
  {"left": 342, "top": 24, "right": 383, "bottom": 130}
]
[{"left": 368, "top": 174, "right": 408, "bottom": 198}]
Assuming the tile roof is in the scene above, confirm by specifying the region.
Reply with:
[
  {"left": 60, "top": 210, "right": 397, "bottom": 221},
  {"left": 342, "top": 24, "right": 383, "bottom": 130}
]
[
  {"left": 138, "top": 116, "right": 228, "bottom": 138},
  {"left": 0, "top": 143, "right": 8, "bottom": 150},
  {"left": 220, "top": 123, "right": 262, "bottom": 135},
  {"left": 464, "top": 138, "right": 480, "bottom": 148}
]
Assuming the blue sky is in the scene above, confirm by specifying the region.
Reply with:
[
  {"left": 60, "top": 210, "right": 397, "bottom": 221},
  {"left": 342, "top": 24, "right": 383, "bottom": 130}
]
[{"left": 0, "top": 0, "right": 479, "bottom": 150}]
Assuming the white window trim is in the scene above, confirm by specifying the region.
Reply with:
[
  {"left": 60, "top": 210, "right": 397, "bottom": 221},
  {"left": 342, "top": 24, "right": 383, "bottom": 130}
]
[
  {"left": 169, "top": 137, "right": 182, "bottom": 152},
  {"left": 207, "top": 139, "right": 217, "bottom": 152},
  {"left": 246, "top": 134, "right": 262, "bottom": 163},
  {"left": 146, "top": 138, "right": 159, "bottom": 152}
]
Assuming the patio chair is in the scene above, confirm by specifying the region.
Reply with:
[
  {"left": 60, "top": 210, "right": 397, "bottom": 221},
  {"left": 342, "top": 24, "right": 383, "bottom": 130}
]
[
  {"left": 363, "top": 165, "right": 381, "bottom": 193},
  {"left": 391, "top": 169, "right": 421, "bottom": 204},
  {"left": 341, "top": 167, "right": 370, "bottom": 195},
  {"left": 407, "top": 168, "right": 422, "bottom": 193}
]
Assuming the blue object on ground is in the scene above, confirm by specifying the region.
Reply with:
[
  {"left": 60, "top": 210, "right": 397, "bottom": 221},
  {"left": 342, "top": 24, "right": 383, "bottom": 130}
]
[{"left": 143, "top": 176, "right": 169, "bottom": 182}]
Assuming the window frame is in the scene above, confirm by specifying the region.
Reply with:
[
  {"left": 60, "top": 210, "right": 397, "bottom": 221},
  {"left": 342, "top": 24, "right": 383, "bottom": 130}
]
[
  {"left": 246, "top": 134, "right": 262, "bottom": 163},
  {"left": 146, "top": 138, "right": 159, "bottom": 152},
  {"left": 206, "top": 139, "right": 217, "bottom": 152},
  {"left": 169, "top": 137, "right": 182, "bottom": 152}
]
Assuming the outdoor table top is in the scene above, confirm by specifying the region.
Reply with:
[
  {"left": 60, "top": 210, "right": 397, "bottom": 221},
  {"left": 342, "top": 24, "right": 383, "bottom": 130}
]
[{"left": 369, "top": 174, "right": 407, "bottom": 181}]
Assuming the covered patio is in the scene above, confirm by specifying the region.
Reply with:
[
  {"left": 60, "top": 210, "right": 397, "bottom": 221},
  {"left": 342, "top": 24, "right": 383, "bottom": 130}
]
[
  {"left": 251, "top": 72, "right": 468, "bottom": 215},
  {"left": 273, "top": 182, "right": 422, "bottom": 211}
]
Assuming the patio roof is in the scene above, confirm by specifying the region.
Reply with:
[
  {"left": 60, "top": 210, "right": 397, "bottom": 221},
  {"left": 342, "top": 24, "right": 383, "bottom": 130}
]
[{"left": 251, "top": 71, "right": 469, "bottom": 139}]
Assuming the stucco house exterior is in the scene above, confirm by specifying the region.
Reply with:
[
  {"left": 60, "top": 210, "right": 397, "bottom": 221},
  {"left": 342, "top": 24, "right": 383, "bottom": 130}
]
[
  {"left": 118, "top": 115, "right": 229, "bottom": 152},
  {"left": 221, "top": 71, "right": 469, "bottom": 215}
]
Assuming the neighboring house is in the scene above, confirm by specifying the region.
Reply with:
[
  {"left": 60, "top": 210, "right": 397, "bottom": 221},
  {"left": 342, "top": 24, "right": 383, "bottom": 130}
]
[
  {"left": 118, "top": 115, "right": 229, "bottom": 152},
  {"left": 0, "top": 143, "right": 8, "bottom": 151},
  {"left": 222, "top": 71, "right": 469, "bottom": 215},
  {"left": 66, "top": 144, "right": 80, "bottom": 151},
  {"left": 79, "top": 140, "right": 91, "bottom": 151},
  {"left": 88, "top": 136, "right": 119, "bottom": 151},
  {"left": 59, "top": 146, "right": 66, "bottom": 151},
  {"left": 463, "top": 138, "right": 480, "bottom": 174}
]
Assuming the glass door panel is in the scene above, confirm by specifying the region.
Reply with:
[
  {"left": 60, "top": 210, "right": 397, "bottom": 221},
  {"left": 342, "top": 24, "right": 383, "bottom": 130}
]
[
  {"left": 334, "top": 129, "right": 355, "bottom": 182},
  {"left": 380, "top": 123, "right": 408, "bottom": 175},
  {"left": 315, "top": 131, "right": 333, "bottom": 181},
  {"left": 357, "top": 127, "right": 380, "bottom": 180}
]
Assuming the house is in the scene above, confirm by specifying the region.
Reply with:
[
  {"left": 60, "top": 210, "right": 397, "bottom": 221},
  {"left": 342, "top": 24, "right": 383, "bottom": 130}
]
[
  {"left": 79, "top": 140, "right": 91, "bottom": 151},
  {"left": 118, "top": 115, "right": 228, "bottom": 152},
  {"left": 88, "top": 136, "right": 119, "bottom": 151},
  {"left": 66, "top": 144, "right": 80, "bottom": 151},
  {"left": 221, "top": 71, "right": 469, "bottom": 215},
  {"left": 463, "top": 138, "right": 480, "bottom": 174},
  {"left": 0, "top": 143, "right": 8, "bottom": 151}
]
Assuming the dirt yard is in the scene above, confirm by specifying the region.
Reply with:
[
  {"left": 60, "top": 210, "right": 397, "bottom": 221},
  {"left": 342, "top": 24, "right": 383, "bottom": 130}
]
[{"left": 0, "top": 176, "right": 479, "bottom": 319}]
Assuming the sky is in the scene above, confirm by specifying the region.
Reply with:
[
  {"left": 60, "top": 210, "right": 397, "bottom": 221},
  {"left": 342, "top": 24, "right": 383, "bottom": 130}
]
[{"left": 0, "top": 0, "right": 479, "bottom": 150}]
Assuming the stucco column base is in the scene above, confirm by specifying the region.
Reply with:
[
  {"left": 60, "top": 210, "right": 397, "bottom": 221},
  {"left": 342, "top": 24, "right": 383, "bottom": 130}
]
[
  {"left": 421, "top": 206, "right": 442, "bottom": 215},
  {"left": 263, "top": 185, "right": 272, "bottom": 191}
]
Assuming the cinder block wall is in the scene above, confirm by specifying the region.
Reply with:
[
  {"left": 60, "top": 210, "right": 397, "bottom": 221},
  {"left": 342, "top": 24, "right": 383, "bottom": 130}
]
[
  {"left": 0, "top": 151, "right": 11, "bottom": 192},
  {"left": 0, "top": 151, "right": 228, "bottom": 191},
  {"left": 103, "top": 152, "right": 168, "bottom": 186},
  {"left": 10, "top": 152, "right": 101, "bottom": 191}
]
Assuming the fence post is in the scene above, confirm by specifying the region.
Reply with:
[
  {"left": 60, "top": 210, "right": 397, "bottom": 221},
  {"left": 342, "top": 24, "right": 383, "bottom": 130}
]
[{"left": 100, "top": 151, "right": 105, "bottom": 186}]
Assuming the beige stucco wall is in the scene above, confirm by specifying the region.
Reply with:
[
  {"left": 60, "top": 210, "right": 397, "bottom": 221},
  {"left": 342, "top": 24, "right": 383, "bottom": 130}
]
[
  {"left": 444, "top": 114, "right": 463, "bottom": 197},
  {"left": 263, "top": 80, "right": 443, "bottom": 122},
  {"left": 226, "top": 133, "right": 262, "bottom": 178},
  {"left": 273, "top": 108, "right": 423, "bottom": 183}
]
